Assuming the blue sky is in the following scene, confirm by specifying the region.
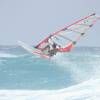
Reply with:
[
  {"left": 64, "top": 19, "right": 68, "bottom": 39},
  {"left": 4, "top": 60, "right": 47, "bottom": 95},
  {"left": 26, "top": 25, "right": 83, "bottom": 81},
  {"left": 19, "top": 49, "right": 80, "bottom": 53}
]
[{"left": 0, "top": 0, "right": 100, "bottom": 46}]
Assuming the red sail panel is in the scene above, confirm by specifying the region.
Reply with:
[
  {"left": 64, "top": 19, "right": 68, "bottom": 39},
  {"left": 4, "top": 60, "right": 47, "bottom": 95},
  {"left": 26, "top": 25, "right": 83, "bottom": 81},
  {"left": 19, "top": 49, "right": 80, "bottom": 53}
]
[{"left": 36, "top": 13, "right": 100, "bottom": 52}]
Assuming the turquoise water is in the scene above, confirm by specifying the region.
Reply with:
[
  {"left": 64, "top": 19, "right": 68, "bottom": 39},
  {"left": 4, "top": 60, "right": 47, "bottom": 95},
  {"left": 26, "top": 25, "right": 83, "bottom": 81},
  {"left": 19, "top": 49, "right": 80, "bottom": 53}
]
[{"left": 0, "top": 46, "right": 100, "bottom": 99}]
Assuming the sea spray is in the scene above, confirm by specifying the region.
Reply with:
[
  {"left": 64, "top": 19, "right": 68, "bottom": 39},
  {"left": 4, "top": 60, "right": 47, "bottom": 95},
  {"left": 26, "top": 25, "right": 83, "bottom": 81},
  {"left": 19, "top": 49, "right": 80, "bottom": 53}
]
[{"left": 52, "top": 51, "right": 100, "bottom": 83}]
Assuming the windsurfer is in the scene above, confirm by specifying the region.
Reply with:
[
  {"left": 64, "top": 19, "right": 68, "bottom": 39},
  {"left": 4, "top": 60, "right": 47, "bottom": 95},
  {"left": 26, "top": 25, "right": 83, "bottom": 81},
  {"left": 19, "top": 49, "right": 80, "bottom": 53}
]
[{"left": 45, "top": 38, "right": 61, "bottom": 56}]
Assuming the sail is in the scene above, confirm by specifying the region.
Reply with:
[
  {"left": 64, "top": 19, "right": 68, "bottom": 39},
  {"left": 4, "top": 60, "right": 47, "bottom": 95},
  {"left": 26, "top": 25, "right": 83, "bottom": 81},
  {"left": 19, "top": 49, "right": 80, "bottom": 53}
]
[{"left": 35, "top": 13, "right": 100, "bottom": 52}]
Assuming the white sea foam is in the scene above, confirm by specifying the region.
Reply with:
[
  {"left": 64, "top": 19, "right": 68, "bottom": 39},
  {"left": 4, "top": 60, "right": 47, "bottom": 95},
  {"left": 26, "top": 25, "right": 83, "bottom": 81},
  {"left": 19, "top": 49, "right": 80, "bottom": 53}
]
[
  {"left": 0, "top": 78, "right": 100, "bottom": 100},
  {"left": 0, "top": 52, "right": 27, "bottom": 58},
  {"left": 0, "top": 53, "right": 18, "bottom": 58}
]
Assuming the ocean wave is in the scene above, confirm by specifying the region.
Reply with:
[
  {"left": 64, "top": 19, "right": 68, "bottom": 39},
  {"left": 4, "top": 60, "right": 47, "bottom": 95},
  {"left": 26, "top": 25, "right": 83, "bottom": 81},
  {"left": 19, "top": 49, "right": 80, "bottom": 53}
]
[
  {"left": 0, "top": 78, "right": 100, "bottom": 100},
  {"left": 0, "top": 52, "right": 27, "bottom": 58},
  {"left": 0, "top": 53, "right": 18, "bottom": 58}
]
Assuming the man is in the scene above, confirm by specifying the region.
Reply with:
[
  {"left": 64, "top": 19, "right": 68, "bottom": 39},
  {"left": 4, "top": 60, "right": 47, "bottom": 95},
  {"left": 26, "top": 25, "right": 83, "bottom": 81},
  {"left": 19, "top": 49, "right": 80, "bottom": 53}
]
[
  {"left": 42, "top": 38, "right": 60, "bottom": 56},
  {"left": 48, "top": 42, "right": 58, "bottom": 56}
]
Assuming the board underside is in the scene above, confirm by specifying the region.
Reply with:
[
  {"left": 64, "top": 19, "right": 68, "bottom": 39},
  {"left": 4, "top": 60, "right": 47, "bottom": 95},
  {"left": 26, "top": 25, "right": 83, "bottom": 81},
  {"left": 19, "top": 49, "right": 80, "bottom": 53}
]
[{"left": 18, "top": 41, "right": 50, "bottom": 59}]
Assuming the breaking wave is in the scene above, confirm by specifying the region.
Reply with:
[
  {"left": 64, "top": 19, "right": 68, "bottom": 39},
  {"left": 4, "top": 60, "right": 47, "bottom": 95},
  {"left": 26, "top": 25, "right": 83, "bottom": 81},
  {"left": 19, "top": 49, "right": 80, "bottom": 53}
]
[{"left": 0, "top": 78, "right": 100, "bottom": 100}]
